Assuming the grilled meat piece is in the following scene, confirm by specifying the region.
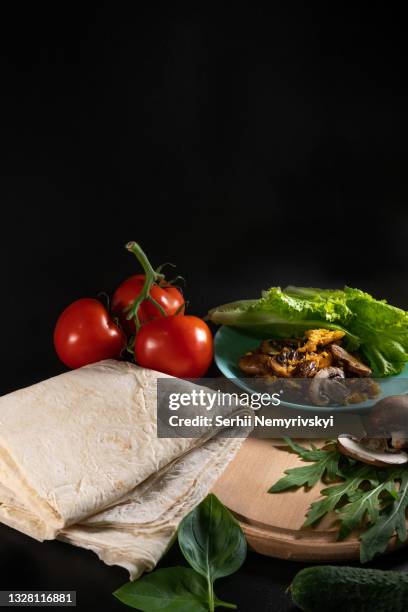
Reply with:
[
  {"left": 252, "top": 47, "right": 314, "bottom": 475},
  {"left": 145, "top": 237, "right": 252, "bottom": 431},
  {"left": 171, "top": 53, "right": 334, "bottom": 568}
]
[
  {"left": 313, "top": 350, "right": 333, "bottom": 369},
  {"left": 301, "top": 329, "right": 345, "bottom": 352},
  {"left": 331, "top": 344, "right": 372, "bottom": 377}
]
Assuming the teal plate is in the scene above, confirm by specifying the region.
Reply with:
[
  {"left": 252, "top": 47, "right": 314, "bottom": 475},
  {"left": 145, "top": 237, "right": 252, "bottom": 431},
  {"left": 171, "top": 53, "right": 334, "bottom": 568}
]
[{"left": 214, "top": 326, "right": 408, "bottom": 413}]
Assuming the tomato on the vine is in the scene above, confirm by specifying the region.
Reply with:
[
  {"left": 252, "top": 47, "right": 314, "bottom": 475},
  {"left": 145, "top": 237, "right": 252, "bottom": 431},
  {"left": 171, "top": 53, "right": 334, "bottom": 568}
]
[
  {"left": 54, "top": 298, "right": 126, "bottom": 369},
  {"left": 134, "top": 315, "right": 213, "bottom": 378},
  {"left": 111, "top": 242, "right": 185, "bottom": 334},
  {"left": 54, "top": 243, "right": 210, "bottom": 376},
  {"left": 112, "top": 274, "right": 184, "bottom": 335}
]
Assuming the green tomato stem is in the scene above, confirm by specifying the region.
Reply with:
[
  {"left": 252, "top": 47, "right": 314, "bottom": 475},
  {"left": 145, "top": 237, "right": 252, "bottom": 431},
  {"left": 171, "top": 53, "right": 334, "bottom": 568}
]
[{"left": 125, "top": 241, "right": 166, "bottom": 331}]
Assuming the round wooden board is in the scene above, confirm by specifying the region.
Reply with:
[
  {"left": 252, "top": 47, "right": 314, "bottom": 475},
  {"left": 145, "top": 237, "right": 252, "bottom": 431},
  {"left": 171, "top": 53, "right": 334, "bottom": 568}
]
[{"left": 212, "top": 437, "right": 406, "bottom": 561}]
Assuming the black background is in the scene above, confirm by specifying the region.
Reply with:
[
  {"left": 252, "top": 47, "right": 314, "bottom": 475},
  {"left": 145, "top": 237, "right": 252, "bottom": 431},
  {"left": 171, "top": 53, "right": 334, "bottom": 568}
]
[{"left": 1, "top": 3, "right": 408, "bottom": 610}]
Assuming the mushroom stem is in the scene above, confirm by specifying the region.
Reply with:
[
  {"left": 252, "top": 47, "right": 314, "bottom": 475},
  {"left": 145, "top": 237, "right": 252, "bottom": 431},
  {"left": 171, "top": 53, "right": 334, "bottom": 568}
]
[{"left": 391, "top": 431, "right": 408, "bottom": 450}]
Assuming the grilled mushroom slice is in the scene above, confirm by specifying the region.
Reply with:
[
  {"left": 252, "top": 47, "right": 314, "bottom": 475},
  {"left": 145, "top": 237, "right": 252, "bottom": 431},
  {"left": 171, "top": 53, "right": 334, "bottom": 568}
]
[
  {"left": 238, "top": 353, "right": 274, "bottom": 377},
  {"left": 337, "top": 435, "right": 408, "bottom": 466},
  {"left": 330, "top": 344, "right": 372, "bottom": 377},
  {"left": 309, "top": 367, "right": 347, "bottom": 406},
  {"left": 293, "top": 360, "right": 318, "bottom": 378}
]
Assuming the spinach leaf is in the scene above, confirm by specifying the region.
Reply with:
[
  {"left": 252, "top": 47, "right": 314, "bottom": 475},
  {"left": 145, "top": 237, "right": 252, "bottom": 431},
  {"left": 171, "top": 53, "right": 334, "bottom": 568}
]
[
  {"left": 114, "top": 567, "right": 209, "bottom": 611},
  {"left": 178, "top": 493, "right": 246, "bottom": 611},
  {"left": 114, "top": 494, "right": 245, "bottom": 611}
]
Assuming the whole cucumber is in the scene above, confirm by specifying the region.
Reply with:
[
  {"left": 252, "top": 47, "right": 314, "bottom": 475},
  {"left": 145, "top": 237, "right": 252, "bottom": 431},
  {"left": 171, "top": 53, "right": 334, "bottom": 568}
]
[{"left": 290, "top": 565, "right": 408, "bottom": 612}]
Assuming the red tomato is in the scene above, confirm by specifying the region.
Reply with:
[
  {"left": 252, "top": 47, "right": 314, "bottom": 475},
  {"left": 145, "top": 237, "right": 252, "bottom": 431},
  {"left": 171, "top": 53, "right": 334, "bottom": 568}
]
[
  {"left": 134, "top": 315, "right": 213, "bottom": 378},
  {"left": 112, "top": 274, "right": 185, "bottom": 334},
  {"left": 54, "top": 298, "right": 126, "bottom": 369}
]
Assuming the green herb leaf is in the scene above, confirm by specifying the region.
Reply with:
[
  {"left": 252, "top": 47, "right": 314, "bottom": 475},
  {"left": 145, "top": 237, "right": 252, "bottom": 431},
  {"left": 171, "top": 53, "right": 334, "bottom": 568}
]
[
  {"left": 360, "top": 470, "right": 408, "bottom": 562},
  {"left": 268, "top": 439, "right": 342, "bottom": 492},
  {"left": 178, "top": 493, "right": 247, "bottom": 583},
  {"left": 269, "top": 441, "right": 408, "bottom": 563},
  {"left": 113, "top": 567, "right": 209, "bottom": 611},
  {"left": 336, "top": 476, "right": 396, "bottom": 540},
  {"left": 283, "top": 438, "right": 335, "bottom": 462},
  {"left": 114, "top": 494, "right": 244, "bottom": 611},
  {"left": 304, "top": 465, "right": 375, "bottom": 527}
]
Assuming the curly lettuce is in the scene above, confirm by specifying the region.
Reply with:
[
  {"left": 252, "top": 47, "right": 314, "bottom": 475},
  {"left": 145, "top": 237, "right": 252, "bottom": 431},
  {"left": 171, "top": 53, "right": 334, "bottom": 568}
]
[
  {"left": 344, "top": 287, "right": 408, "bottom": 377},
  {"left": 208, "top": 286, "right": 408, "bottom": 377}
]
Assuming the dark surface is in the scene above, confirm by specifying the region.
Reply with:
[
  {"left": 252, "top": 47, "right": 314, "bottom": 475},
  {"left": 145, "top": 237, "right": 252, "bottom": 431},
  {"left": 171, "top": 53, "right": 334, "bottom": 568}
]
[
  {"left": 2, "top": 522, "right": 408, "bottom": 611},
  {"left": 1, "top": 3, "right": 408, "bottom": 610}
]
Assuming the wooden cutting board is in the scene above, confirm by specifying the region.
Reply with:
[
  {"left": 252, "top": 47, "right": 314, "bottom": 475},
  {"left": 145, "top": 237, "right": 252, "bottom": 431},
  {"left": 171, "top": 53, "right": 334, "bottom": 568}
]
[{"left": 212, "top": 437, "right": 405, "bottom": 561}]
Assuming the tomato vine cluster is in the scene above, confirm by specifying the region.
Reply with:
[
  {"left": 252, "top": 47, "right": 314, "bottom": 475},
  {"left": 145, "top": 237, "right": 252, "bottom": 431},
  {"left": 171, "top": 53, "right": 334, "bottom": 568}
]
[{"left": 54, "top": 242, "right": 213, "bottom": 378}]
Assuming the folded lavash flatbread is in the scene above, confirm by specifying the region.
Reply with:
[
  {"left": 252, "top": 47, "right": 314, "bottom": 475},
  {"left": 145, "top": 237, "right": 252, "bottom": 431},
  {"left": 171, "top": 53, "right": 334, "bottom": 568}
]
[{"left": 0, "top": 359, "right": 250, "bottom": 578}]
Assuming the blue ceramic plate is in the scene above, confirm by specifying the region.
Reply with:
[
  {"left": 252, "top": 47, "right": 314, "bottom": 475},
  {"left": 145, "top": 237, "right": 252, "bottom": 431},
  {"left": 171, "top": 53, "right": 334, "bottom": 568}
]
[{"left": 214, "top": 326, "right": 408, "bottom": 413}]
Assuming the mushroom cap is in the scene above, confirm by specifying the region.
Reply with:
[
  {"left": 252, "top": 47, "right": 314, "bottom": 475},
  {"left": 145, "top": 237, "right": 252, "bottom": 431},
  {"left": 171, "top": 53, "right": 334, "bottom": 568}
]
[
  {"left": 365, "top": 394, "right": 408, "bottom": 437},
  {"left": 337, "top": 435, "right": 408, "bottom": 466}
]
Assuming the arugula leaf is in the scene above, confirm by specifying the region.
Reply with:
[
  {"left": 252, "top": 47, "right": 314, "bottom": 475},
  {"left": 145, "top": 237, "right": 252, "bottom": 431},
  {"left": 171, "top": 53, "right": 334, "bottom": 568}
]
[
  {"left": 303, "top": 465, "right": 377, "bottom": 527},
  {"left": 178, "top": 493, "right": 246, "bottom": 611},
  {"left": 360, "top": 470, "right": 408, "bottom": 562},
  {"left": 283, "top": 438, "right": 335, "bottom": 462},
  {"left": 268, "top": 439, "right": 342, "bottom": 492},
  {"left": 336, "top": 477, "right": 397, "bottom": 540},
  {"left": 269, "top": 440, "right": 408, "bottom": 562}
]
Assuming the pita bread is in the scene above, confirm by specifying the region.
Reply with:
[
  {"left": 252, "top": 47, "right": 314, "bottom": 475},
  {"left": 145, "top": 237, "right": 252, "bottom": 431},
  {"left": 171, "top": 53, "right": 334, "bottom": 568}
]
[{"left": 0, "top": 360, "right": 250, "bottom": 577}]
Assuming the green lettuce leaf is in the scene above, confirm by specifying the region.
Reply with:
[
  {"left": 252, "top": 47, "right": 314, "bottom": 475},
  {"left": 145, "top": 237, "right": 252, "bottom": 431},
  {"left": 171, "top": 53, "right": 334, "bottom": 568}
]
[
  {"left": 255, "top": 286, "right": 354, "bottom": 323},
  {"left": 208, "top": 286, "right": 408, "bottom": 377},
  {"left": 344, "top": 287, "right": 408, "bottom": 377}
]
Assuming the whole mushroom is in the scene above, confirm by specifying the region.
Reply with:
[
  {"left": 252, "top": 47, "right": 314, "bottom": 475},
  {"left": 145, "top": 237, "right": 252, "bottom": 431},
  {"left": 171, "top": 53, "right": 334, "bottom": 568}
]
[
  {"left": 309, "top": 367, "right": 347, "bottom": 406},
  {"left": 337, "top": 394, "right": 408, "bottom": 466},
  {"left": 364, "top": 394, "right": 408, "bottom": 450}
]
